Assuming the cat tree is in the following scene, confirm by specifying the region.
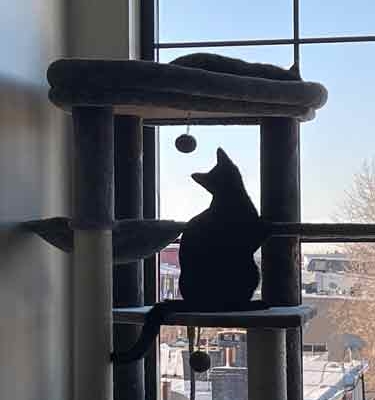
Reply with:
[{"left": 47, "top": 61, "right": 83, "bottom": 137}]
[{"left": 45, "top": 58, "right": 329, "bottom": 400}]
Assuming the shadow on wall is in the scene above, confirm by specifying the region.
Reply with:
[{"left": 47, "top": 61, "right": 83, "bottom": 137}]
[{"left": 0, "top": 77, "right": 71, "bottom": 400}]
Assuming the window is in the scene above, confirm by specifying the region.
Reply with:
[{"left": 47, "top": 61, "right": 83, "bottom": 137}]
[
  {"left": 300, "top": 0, "right": 375, "bottom": 37},
  {"left": 150, "top": 1, "right": 375, "bottom": 399},
  {"left": 159, "top": 0, "right": 293, "bottom": 43}
]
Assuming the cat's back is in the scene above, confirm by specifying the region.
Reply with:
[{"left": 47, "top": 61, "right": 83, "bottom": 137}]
[
  {"left": 180, "top": 208, "right": 235, "bottom": 253},
  {"left": 178, "top": 208, "right": 258, "bottom": 304},
  {"left": 179, "top": 208, "right": 249, "bottom": 276},
  {"left": 170, "top": 52, "right": 301, "bottom": 81},
  {"left": 179, "top": 208, "right": 217, "bottom": 258}
]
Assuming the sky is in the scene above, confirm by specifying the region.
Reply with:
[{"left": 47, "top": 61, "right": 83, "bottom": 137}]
[{"left": 158, "top": 0, "right": 375, "bottom": 228}]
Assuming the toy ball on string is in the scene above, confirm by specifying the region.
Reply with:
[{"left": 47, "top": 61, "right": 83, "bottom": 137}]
[
  {"left": 175, "top": 134, "right": 197, "bottom": 153},
  {"left": 175, "top": 112, "right": 197, "bottom": 153},
  {"left": 189, "top": 350, "right": 211, "bottom": 373}
]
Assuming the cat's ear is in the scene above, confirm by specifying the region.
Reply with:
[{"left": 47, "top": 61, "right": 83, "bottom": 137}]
[
  {"left": 217, "top": 148, "right": 232, "bottom": 165},
  {"left": 191, "top": 173, "right": 212, "bottom": 193},
  {"left": 288, "top": 63, "right": 301, "bottom": 80}
]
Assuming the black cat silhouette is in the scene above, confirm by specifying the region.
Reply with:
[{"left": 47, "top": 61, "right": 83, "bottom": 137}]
[
  {"left": 170, "top": 52, "right": 301, "bottom": 81},
  {"left": 113, "top": 148, "right": 269, "bottom": 364}
]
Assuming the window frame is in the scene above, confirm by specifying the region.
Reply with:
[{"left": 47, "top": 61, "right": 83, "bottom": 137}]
[{"left": 141, "top": 1, "right": 375, "bottom": 399}]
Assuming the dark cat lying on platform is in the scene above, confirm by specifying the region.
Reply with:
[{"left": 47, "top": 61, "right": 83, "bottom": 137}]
[
  {"left": 170, "top": 52, "right": 301, "bottom": 81},
  {"left": 113, "top": 148, "right": 270, "bottom": 364}
]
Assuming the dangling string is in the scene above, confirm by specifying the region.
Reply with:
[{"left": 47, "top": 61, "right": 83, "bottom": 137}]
[
  {"left": 196, "top": 327, "right": 201, "bottom": 350},
  {"left": 188, "top": 326, "right": 210, "bottom": 400},
  {"left": 186, "top": 111, "right": 191, "bottom": 135},
  {"left": 187, "top": 326, "right": 196, "bottom": 400},
  {"left": 175, "top": 111, "right": 197, "bottom": 153}
]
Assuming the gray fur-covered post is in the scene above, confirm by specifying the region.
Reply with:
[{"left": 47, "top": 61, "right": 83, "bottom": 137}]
[
  {"left": 113, "top": 116, "right": 144, "bottom": 400},
  {"left": 260, "top": 117, "right": 302, "bottom": 400},
  {"left": 247, "top": 329, "right": 287, "bottom": 400},
  {"left": 72, "top": 107, "right": 114, "bottom": 400}
]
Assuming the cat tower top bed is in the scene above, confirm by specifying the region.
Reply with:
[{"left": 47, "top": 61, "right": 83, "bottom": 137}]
[{"left": 47, "top": 58, "right": 327, "bottom": 125}]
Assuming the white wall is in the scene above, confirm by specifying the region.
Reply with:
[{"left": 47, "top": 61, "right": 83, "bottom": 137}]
[
  {"left": 0, "top": 1, "right": 134, "bottom": 399},
  {"left": 0, "top": 1, "right": 70, "bottom": 399}
]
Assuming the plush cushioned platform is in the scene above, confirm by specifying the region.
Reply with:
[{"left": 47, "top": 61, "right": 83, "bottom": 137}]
[{"left": 47, "top": 58, "right": 327, "bottom": 124}]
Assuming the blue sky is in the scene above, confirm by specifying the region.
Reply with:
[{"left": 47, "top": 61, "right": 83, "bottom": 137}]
[{"left": 158, "top": 0, "right": 375, "bottom": 225}]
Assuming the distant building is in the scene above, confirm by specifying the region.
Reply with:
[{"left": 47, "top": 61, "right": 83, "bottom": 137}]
[
  {"left": 302, "top": 253, "right": 373, "bottom": 296},
  {"left": 160, "top": 244, "right": 181, "bottom": 300},
  {"left": 303, "top": 295, "right": 367, "bottom": 363},
  {"left": 161, "top": 346, "right": 367, "bottom": 400},
  {"left": 159, "top": 247, "right": 370, "bottom": 390},
  {"left": 161, "top": 243, "right": 180, "bottom": 268},
  {"left": 303, "top": 358, "right": 367, "bottom": 400},
  {"left": 160, "top": 263, "right": 181, "bottom": 300}
]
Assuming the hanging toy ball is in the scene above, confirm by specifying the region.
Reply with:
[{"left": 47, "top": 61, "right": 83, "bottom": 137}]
[
  {"left": 189, "top": 350, "right": 211, "bottom": 373},
  {"left": 175, "top": 134, "right": 197, "bottom": 153}
]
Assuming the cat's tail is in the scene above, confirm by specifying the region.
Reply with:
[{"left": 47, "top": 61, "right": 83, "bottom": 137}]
[{"left": 112, "top": 300, "right": 186, "bottom": 364}]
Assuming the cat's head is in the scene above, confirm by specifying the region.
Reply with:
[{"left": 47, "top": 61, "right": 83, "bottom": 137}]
[{"left": 191, "top": 148, "right": 243, "bottom": 195}]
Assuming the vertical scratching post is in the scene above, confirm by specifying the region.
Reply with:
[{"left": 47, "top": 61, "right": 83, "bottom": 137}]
[
  {"left": 247, "top": 329, "right": 287, "bottom": 400},
  {"left": 72, "top": 107, "right": 114, "bottom": 400},
  {"left": 113, "top": 116, "right": 145, "bottom": 400},
  {"left": 260, "top": 117, "right": 302, "bottom": 400}
]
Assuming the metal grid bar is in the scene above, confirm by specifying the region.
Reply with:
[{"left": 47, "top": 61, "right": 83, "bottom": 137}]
[
  {"left": 154, "top": 0, "right": 160, "bottom": 62},
  {"left": 155, "top": 35, "right": 375, "bottom": 50},
  {"left": 141, "top": 3, "right": 159, "bottom": 400},
  {"left": 293, "top": 0, "right": 300, "bottom": 67}
]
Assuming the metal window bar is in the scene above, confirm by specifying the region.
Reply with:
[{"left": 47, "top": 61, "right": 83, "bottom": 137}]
[
  {"left": 293, "top": 0, "right": 300, "bottom": 67},
  {"left": 140, "top": 2, "right": 160, "bottom": 400},
  {"left": 155, "top": 35, "right": 375, "bottom": 49}
]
